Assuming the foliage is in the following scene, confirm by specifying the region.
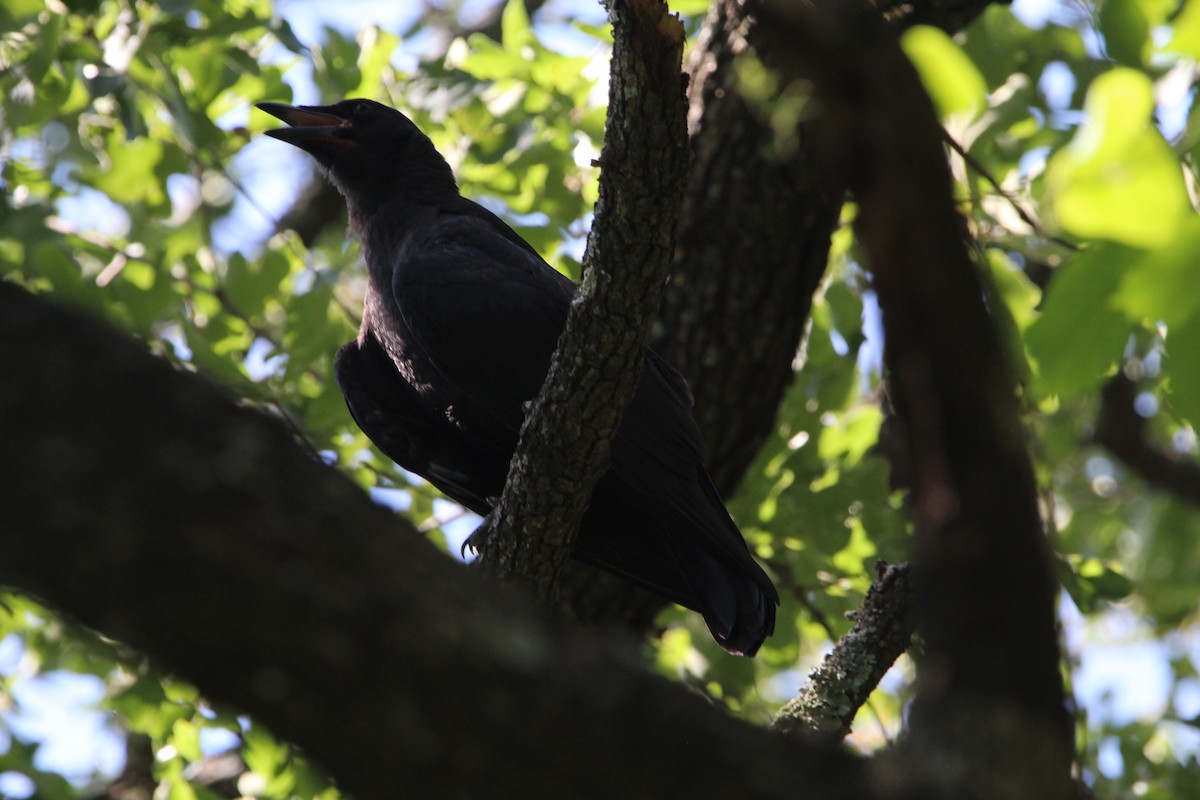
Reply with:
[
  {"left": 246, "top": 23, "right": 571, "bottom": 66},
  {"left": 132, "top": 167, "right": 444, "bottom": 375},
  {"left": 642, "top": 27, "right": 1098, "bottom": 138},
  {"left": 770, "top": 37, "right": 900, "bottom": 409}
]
[{"left": 1, "top": 0, "right": 1199, "bottom": 796}]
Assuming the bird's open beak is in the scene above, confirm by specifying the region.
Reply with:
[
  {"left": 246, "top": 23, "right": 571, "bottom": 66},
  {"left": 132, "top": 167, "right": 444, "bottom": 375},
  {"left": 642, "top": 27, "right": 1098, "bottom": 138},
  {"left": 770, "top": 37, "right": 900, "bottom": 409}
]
[{"left": 257, "top": 102, "right": 352, "bottom": 148}]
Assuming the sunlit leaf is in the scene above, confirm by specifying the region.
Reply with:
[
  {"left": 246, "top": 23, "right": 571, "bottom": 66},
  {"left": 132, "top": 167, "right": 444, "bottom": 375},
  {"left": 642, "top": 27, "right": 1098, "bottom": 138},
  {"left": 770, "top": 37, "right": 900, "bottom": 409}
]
[
  {"left": 1025, "top": 245, "right": 1136, "bottom": 401},
  {"left": 1166, "top": 315, "right": 1200, "bottom": 426},
  {"left": 1045, "top": 68, "right": 1190, "bottom": 247},
  {"left": 501, "top": 0, "right": 534, "bottom": 53},
  {"left": 1099, "top": 0, "right": 1149, "bottom": 66},
  {"left": 1166, "top": 0, "right": 1200, "bottom": 57},
  {"left": 1112, "top": 216, "right": 1200, "bottom": 328},
  {"left": 89, "top": 137, "right": 168, "bottom": 205},
  {"left": 900, "top": 25, "right": 988, "bottom": 118}
]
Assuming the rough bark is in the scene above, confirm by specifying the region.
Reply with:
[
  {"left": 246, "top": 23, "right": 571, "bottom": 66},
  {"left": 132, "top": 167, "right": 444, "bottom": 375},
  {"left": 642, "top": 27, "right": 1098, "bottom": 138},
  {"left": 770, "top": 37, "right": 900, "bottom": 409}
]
[
  {"left": 601, "top": 0, "right": 1003, "bottom": 673},
  {"left": 655, "top": 0, "right": 842, "bottom": 496},
  {"left": 473, "top": 0, "right": 691, "bottom": 600},
  {"left": 772, "top": 562, "right": 916, "bottom": 741},
  {"left": 1, "top": 282, "right": 873, "bottom": 800},
  {"left": 753, "top": 2, "right": 1072, "bottom": 797},
  {"left": 655, "top": 0, "right": 1003, "bottom": 496}
]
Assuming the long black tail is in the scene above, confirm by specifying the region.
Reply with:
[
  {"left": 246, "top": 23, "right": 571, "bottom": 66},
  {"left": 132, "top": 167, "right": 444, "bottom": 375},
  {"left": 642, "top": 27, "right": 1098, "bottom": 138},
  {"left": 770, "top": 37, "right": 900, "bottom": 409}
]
[{"left": 577, "top": 475, "right": 778, "bottom": 656}]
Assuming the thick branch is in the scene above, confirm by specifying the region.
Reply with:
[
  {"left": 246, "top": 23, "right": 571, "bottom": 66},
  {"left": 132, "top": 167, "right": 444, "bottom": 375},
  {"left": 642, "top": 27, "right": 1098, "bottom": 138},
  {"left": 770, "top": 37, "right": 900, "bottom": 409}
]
[
  {"left": 660, "top": 0, "right": 1005, "bottom": 496},
  {"left": 0, "top": 283, "right": 873, "bottom": 800},
  {"left": 656, "top": 0, "right": 842, "bottom": 495},
  {"left": 753, "top": 1, "right": 1071, "bottom": 797},
  {"left": 473, "top": 0, "right": 690, "bottom": 598},
  {"left": 1095, "top": 373, "right": 1200, "bottom": 508},
  {"left": 772, "top": 562, "right": 916, "bottom": 741}
]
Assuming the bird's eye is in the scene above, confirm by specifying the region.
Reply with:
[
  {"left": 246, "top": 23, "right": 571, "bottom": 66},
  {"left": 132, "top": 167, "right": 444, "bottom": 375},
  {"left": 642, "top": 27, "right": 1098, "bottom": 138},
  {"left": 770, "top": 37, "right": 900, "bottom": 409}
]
[{"left": 353, "top": 102, "right": 371, "bottom": 117}]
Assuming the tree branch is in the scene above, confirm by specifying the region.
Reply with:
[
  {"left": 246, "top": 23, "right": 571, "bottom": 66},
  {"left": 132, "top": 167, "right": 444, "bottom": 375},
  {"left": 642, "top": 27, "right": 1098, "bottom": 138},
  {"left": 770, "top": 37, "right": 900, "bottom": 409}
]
[
  {"left": 773, "top": 562, "right": 916, "bottom": 741},
  {"left": 0, "top": 282, "right": 874, "bottom": 800},
  {"left": 1095, "top": 373, "right": 1200, "bottom": 509},
  {"left": 473, "top": 0, "right": 690, "bottom": 600},
  {"left": 752, "top": 1, "right": 1072, "bottom": 797},
  {"left": 657, "top": 0, "right": 843, "bottom": 495},
  {"left": 660, "top": 0, "right": 1006, "bottom": 497}
]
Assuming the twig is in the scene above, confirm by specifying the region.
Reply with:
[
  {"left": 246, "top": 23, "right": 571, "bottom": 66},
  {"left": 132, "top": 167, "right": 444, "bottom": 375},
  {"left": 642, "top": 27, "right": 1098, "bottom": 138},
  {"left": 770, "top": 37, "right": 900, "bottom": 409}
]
[
  {"left": 772, "top": 562, "right": 916, "bottom": 742},
  {"left": 942, "top": 132, "right": 1079, "bottom": 251},
  {"left": 1095, "top": 373, "right": 1200, "bottom": 508}
]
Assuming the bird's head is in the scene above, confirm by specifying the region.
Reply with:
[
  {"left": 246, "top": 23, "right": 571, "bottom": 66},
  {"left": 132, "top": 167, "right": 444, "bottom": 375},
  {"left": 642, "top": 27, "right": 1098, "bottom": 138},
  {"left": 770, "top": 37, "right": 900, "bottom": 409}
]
[{"left": 256, "top": 98, "right": 457, "bottom": 219}]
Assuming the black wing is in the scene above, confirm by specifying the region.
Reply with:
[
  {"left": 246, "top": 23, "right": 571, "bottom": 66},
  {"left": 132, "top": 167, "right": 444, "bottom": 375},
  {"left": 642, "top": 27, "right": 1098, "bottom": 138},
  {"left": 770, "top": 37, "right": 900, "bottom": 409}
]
[
  {"left": 390, "top": 213, "right": 574, "bottom": 439},
  {"left": 334, "top": 333, "right": 508, "bottom": 515}
]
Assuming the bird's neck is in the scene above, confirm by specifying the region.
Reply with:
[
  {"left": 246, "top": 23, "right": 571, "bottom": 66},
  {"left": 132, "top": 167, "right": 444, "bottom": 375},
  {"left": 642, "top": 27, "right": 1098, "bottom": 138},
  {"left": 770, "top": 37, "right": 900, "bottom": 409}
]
[
  {"left": 356, "top": 201, "right": 442, "bottom": 286},
  {"left": 340, "top": 155, "right": 458, "bottom": 234}
]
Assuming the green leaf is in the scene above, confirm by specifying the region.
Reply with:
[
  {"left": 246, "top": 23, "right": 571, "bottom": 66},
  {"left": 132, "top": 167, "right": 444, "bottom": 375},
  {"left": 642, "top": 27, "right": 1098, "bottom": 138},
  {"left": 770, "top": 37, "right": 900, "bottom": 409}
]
[
  {"left": 1099, "top": 0, "right": 1149, "bottom": 66},
  {"left": 353, "top": 25, "right": 400, "bottom": 97},
  {"left": 1112, "top": 216, "right": 1200, "bottom": 328},
  {"left": 453, "top": 36, "right": 527, "bottom": 82},
  {"left": 2, "top": 0, "right": 46, "bottom": 19},
  {"left": 824, "top": 280, "right": 865, "bottom": 353},
  {"left": 1167, "top": 315, "right": 1200, "bottom": 426},
  {"left": 20, "top": 9, "right": 65, "bottom": 84},
  {"left": 167, "top": 774, "right": 198, "bottom": 800},
  {"left": 986, "top": 250, "right": 1041, "bottom": 332},
  {"left": 242, "top": 723, "right": 297, "bottom": 796},
  {"left": 1060, "top": 555, "right": 1135, "bottom": 611},
  {"left": 1166, "top": 0, "right": 1200, "bottom": 57},
  {"left": 830, "top": 517, "right": 877, "bottom": 576},
  {"left": 1025, "top": 245, "right": 1136, "bottom": 401},
  {"left": 283, "top": 282, "right": 345, "bottom": 367},
  {"left": 817, "top": 405, "right": 882, "bottom": 467},
  {"left": 983, "top": 250, "right": 1040, "bottom": 384},
  {"left": 171, "top": 718, "right": 203, "bottom": 761},
  {"left": 1077, "top": 557, "right": 1134, "bottom": 600},
  {"left": 110, "top": 675, "right": 189, "bottom": 739},
  {"left": 900, "top": 25, "right": 988, "bottom": 118},
  {"left": 89, "top": 136, "right": 167, "bottom": 205},
  {"left": 501, "top": 0, "right": 534, "bottom": 53},
  {"left": 224, "top": 249, "right": 292, "bottom": 317},
  {"left": 1045, "top": 68, "right": 1190, "bottom": 248}
]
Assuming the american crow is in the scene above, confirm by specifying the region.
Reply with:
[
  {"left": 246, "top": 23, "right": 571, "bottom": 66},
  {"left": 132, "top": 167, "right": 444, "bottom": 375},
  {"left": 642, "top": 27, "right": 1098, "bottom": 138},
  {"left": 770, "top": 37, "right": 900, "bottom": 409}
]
[{"left": 258, "top": 98, "right": 778, "bottom": 655}]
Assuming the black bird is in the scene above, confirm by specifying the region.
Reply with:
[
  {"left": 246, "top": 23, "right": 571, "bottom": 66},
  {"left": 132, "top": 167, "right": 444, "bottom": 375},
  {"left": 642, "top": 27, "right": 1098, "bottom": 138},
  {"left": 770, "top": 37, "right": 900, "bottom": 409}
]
[{"left": 257, "top": 98, "right": 778, "bottom": 655}]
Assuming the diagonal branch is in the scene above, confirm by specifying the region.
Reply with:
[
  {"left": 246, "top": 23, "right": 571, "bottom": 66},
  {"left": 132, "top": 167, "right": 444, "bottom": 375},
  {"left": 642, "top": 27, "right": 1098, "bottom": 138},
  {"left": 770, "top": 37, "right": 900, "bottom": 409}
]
[
  {"left": 472, "top": 0, "right": 690, "bottom": 600},
  {"left": 772, "top": 562, "right": 916, "bottom": 742},
  {"left": 0, "top": 282, "right": 873, "bottom": 800},
  {"left": 1095, "top": 373, "right": 1200, "bottom": 509}
]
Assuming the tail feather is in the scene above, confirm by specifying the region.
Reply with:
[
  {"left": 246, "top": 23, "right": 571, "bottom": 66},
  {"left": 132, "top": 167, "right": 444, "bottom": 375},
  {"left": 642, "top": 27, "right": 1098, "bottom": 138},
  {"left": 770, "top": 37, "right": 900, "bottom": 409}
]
[
  {"left": 576, "top": 476, "right": 778, "bottom": 656},
  {"left": 661, "top": 528, "right": 777, "bottom": 656}
]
